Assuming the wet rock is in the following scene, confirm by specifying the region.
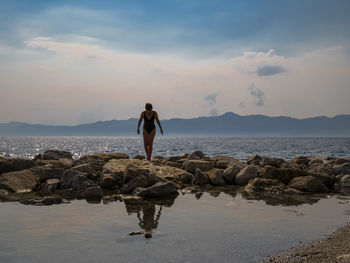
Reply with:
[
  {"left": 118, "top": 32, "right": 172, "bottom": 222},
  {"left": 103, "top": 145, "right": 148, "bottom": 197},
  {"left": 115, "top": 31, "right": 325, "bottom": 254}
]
[
  {"left": 222, "top": 165, "right": 241, "bottom": 185},
  {"left": 283, "top": 187, "right": 305, "bottom": 195},
  {"left": 184, "top": 160, "right": 215, "bottom": 174},
  {"left": 334, "top": 158, "right": 350, "bottom": 165},
  {"left": 194, "top": 168, "right": 209, "bottom": 186},
  {"left": 308, "top": 158, "right": 324, "bottom": 166},
  {"left": 71, "top": 163, "right": 97, "bottom": 174},
  {"left": 236, "top": 165, "right": 259, "bottom": 185},
  {"left": 245, "top": 178, "right": 286, "bottom": 194},
  {"left": 50, "top": 158, "right": 73, "bottom": 169},
  {"left": 134, "top": 182, "right": 179, "bottom": 199},
  {"left": 215, "top": 160, "right": 230, "bottom": 169},
  {"left": 260, "top": 157, "right": 286, "bottom": 168},
  {"left": 21, "top": 196, "right": 63, "bottom": 206},
  {"left": 83, "top": 186, "right": 103, "bottom": 202},
  {"left": 164, "top": 161, "right": 183, "bottom": 169},
  {"left": 188, "top": 150, "right": 205, "bottom": 160},
  {"left": 341, "top": 175, "right": 350, "bottom": 188},
  {"left": 43, "top": 150, "right": 72, "bottom": 160},
  {"left": 247, "top": 154, "right": 262, "bottom": 165},
  {"left": 0, "top": 169, "right": 39, "bottom": 193},
  {"left": 133, "top": 155, "right": 145, "bottom": 160},
  {"left": 120, "top": 175, "right": 150, "bottom": 194},
  {"left": 179, "top": 173, "right": 195, "bottom": 184},
  {"left": 311, "top": 173, "right": 336, "bottom": 188},
  {"left": 42, "top": 178, "right": 60, "bottom": 193},
  {"left": 206, "top": 169, "right": 226, "bottom": 186},
  {"left": 288, "top": 176, "right": 328, "bottom": 193},
  {"left": 100, "top": 173, "right": 118, "bottom": 189},
  {"left": 166, "top": 156, "right": 184, "bottom": 162}
]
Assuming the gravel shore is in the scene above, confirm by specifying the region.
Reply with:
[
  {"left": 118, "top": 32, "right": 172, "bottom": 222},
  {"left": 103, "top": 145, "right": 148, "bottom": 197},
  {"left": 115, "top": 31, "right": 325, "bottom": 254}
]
[{"left": 263, "top": 224, "right": 350, "bottom": 263}]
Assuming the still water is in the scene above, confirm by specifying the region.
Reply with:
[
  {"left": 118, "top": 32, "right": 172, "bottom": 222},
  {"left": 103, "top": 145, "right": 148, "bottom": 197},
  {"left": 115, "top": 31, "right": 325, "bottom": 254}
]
[{"left": 0, "top": 192, "right": 349, "bottom": 263}]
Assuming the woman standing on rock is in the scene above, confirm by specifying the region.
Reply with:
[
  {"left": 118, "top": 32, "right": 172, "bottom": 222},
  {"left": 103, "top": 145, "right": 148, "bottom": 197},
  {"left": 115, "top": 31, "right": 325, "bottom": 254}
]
[{"left": 137, "top": 103, "right": 164, "bottom": 161}]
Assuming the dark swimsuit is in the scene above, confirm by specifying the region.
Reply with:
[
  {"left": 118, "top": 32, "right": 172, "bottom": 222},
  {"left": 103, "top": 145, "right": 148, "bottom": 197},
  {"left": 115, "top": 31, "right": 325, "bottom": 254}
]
[{"left": 143, "top": 111, "right": 156, "bottom": 134}]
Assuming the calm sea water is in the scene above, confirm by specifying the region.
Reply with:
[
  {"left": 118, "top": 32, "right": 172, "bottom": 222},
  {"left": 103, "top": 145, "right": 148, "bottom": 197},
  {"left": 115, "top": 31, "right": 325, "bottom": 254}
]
[
  {"left": 1, "top": 136, "right": 350, "bottom": 262},
  {"left": 1, "top": 136, "right": 350, "bottom": 160}
]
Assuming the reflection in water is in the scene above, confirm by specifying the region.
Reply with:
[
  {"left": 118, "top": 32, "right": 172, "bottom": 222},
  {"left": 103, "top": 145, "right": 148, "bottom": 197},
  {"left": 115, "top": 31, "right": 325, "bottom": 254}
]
[{"left": 124, "top": 198, "right": 175, "bottom": 238}]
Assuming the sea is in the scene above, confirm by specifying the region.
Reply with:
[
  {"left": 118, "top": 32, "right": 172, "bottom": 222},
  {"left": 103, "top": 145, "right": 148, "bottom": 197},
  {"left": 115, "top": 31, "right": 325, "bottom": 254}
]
[{"left": 0, "top": 136, "right": 350, "bottom": 263}]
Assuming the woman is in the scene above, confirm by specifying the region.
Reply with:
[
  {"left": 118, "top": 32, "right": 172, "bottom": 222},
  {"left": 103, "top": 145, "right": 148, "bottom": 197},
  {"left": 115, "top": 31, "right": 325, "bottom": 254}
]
[{"left": 137, "top": 103, "right": 163, "bottom": 161}]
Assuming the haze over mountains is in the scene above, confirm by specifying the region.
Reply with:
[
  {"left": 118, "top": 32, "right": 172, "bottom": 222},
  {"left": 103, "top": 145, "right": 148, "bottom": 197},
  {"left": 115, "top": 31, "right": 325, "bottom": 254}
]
[{"left": 0, "top": 112, "right": 349, "bottom": 137}]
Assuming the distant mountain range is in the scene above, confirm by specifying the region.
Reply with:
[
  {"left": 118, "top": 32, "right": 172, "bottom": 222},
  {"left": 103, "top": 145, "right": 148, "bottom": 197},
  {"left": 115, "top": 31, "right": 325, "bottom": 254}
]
[{"left": 0, "top": 112, "right": 349, "bottom": 136}]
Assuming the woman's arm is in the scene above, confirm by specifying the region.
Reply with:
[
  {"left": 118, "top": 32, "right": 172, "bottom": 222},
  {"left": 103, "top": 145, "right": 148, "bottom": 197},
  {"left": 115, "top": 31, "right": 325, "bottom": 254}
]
[
  {"left": 137, "top": 112, "right": 144, "bottom": 134},
  {"left": 155, "top": 111, "right": 163, "bottom": 135}
]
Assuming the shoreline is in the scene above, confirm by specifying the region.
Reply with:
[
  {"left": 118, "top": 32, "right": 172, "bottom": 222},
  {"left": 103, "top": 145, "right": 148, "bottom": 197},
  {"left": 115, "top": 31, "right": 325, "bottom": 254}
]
[{"left": 263, "top": 223, "right": 350, "bottom": 263}]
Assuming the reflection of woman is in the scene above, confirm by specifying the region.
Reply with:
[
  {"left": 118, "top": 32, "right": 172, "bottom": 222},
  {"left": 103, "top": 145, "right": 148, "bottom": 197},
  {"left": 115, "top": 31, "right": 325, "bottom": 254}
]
[
  {"left": 137, "top": 103, "right": 164, "bottom": 161},
  {"left": 137, "top": 204, "right": 162, "bottom": 238}
]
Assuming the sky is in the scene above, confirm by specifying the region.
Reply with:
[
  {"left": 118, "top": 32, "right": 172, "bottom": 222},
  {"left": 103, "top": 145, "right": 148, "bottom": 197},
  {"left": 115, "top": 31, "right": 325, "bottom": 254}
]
[{"left": 1, "top": 0, "right": 350, "bottom": 124}]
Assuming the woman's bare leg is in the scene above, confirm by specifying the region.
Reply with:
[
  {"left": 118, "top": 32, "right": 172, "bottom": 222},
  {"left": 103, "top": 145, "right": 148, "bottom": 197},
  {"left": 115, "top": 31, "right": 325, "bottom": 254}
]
[
  {"left": 146, "top": 129, "right": 156, "bottom": 161},
  {"left": 143, "top": 129, "right": 150, "bottom": 159}
]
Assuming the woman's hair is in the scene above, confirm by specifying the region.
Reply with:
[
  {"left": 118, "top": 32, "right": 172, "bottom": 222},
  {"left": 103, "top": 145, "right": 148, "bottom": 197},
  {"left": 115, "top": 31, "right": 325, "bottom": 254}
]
[{"left": 145, "top": 103, "right": 153, "bottom": 111}]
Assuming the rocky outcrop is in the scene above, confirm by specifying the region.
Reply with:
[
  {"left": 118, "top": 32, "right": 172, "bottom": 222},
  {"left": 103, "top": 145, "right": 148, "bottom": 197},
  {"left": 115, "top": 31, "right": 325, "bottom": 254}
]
[
  {"left": 0, "top": 151, "right": 349, "bottom": 205},
  {"left": 236, "top": 165, "right": 259, "bottom": 185}
]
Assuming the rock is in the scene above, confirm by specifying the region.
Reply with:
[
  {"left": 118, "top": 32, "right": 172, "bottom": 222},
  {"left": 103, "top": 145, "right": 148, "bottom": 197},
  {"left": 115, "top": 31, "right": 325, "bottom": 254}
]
[
  {"left": 288, "top": 176, "right": 328, "bottom": 193},
  {"left": 0, "top": 158, "right": 35, "bottom": 174},
  {"left": 100, "top": 173, "right": 118, "bottom": 189},
  {"left": 59, "top": 170, "right": 89, "bottom": 192},
  {"left": 0, "top": 169, "right": 39, "bottom": 193},
  {"left": 291, "top": 156, "right": 311, "bottom": 166},
  {"left": 215, "top": 160, "right": 230, "bottom": 169},
  {"left": 283, "top": 187, "right": 305, "bottom": 195},
  {"left": 206, "top": 169, "right": 227, "bottom": 186},
  {"left": 29, "top": 166, "right": 65, "bottom": 182},
  {"left": 133, "top": 155, "right": 145, "bottom": 160},
  {"left": 260, "top": 157, "right": 286, "bottom": 168},
  {"left": 311, "top": 173, "right": 336, "bottom": 188},
  {"left": 308, "top": 158, "right": 324, "bottom": 165},
  {"left": 222, "top": 165, "right": 241, "bottom": 185},
  {"left": 166, "top": 156, "right": 185, "bottom": 162},
  {"left": 43, "top": 150, "right": 73, "bottom": 160},
  {"left": 83, "top": 186, "right": 103, "bottom": 202},
  {"left": 261, "top": 166, "right": 309, "bottom": 184},
  {"left": 341, "top": 175, "right": 350, "bottom": 188},
  {"left": 188, "top": 150, "right": 205, "bottom": 160},
  {"left": 87, "top": 153, "right": 129, "bottom": 162},
  {"left": 179, "top": 173, "right": 195, "bottom": 184},
  {"left": 247, "top": 154, "right": 262, "bottom": 164},
  {"left": 123, "top": 166, "right": 150, "bottom": 184},
  {"left": 0, "top": 189, "right": 9, "bottom": 196},
  {"left": 71, "top": 163, "right": 97, "bottom": 174},
  {"left": 134, "top": 182, "right": 179, "bottom": 199},
  {"left": 194, "top": 168, "right": 209, "bottom": 186},
  {"left": 120, "top": 175, "right": 150, "bottom": 194},
  {"left": 21, "top": 196, "right": 63, "bottom": 206},
  {"left": 42, "top": 178, "right": 60, "bottom": 193},
  {"left": 334, "top": 163, "right": 350, "bottom": 175},
  {"left": 184, "top": 160, "right": 215, "bottom": 174},
  {"left": 236, "top": 165, "right": 259, "bottom": 185},
  {"left": 164, "top": 161, "right": 183, "bottom": 169},
  {"left": 334, "top": 158, "right": 350, "bottom": 165},
  {"left": 51, "top": 158, "right": 73, "bottom": 169},
  {"left": 245, "top": 178, "right": 286, "bottom": 194}
]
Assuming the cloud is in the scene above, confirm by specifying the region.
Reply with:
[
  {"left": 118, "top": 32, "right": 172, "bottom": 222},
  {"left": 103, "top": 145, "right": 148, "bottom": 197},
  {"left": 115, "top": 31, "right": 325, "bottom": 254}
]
[
  {"left": 248, "top": 83, "right": 265, "bottom": 106},
  {"left": 238, "top": 101, "right": 246, "bottom": 108},
  {"left": 256, "top": 64, "right": 286, "bottom": 76},
  {"left": 204, "top": 92, "right": 219, "bottom": 106},
  {"left": 209, "top": 108, "right": 218, "bottom": 116}
]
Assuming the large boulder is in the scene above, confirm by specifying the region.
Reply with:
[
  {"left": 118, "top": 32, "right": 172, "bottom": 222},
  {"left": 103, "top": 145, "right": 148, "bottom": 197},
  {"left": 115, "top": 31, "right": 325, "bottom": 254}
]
[
  {"left": 120, "top": 175, "right": 151, "bottom": 194},
  {"left": 222, "top": 165, "right": 241, "bottom": 185},
  {"left": 291, "top": 156, "right": 311, "bottom": 166},
  {"left": 288, "top": 176, "right": 328, "bottom": 193},
  {"left": 247, "top": 154, "right": 262, "bottom": 165},
  {"left": 236, "top": 165, "right": 259, "bottom": 185},
  {"left": 334, "top": 158, "right": 350, "bottom": 165},
  {"left": 206, "top": 169, "right": 226, "bottom": 186},
  {"left": 42, "top": 179, "right": 60, "bottom": 193},
  {"left": 29, "top": 166, "right": 65, "bottom": 182},
  {"left": 134, "top": 182, "right": 179, "bottom": 199},
  {"left": 123, "top": 166, "right": 150, "bottom": 184},
  {"left": 184, "top": 160, "right": 215, "bottom": 174},
  {"left": 100, "top": 173, "right": 118, "bottom": 189},
  {"left": 194, "top": 168, "right": 209, "bottom": 186},
  {"left": 0, "top": 158, "right": 35, "bottom": 174},
  {"left": 259, "top": 157, "right": 286, "bottom": 168},
  {"left": 245, "top": 178, "right": 286, "bottom": 194},
  {"left": 59, "top": 170, "right": 89, "bottom": 192},
  {"left": 334, "top": 163, "right": 350, "bottom": 175},
  {"left": 0, "top": 169, "right": 39, "bottom": 193},
  {"left": 260, "top": 166, "right": 309, "bottom": 184},
  {"left": 43, "top": 150, "right": 72, "bottom": 160}
]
